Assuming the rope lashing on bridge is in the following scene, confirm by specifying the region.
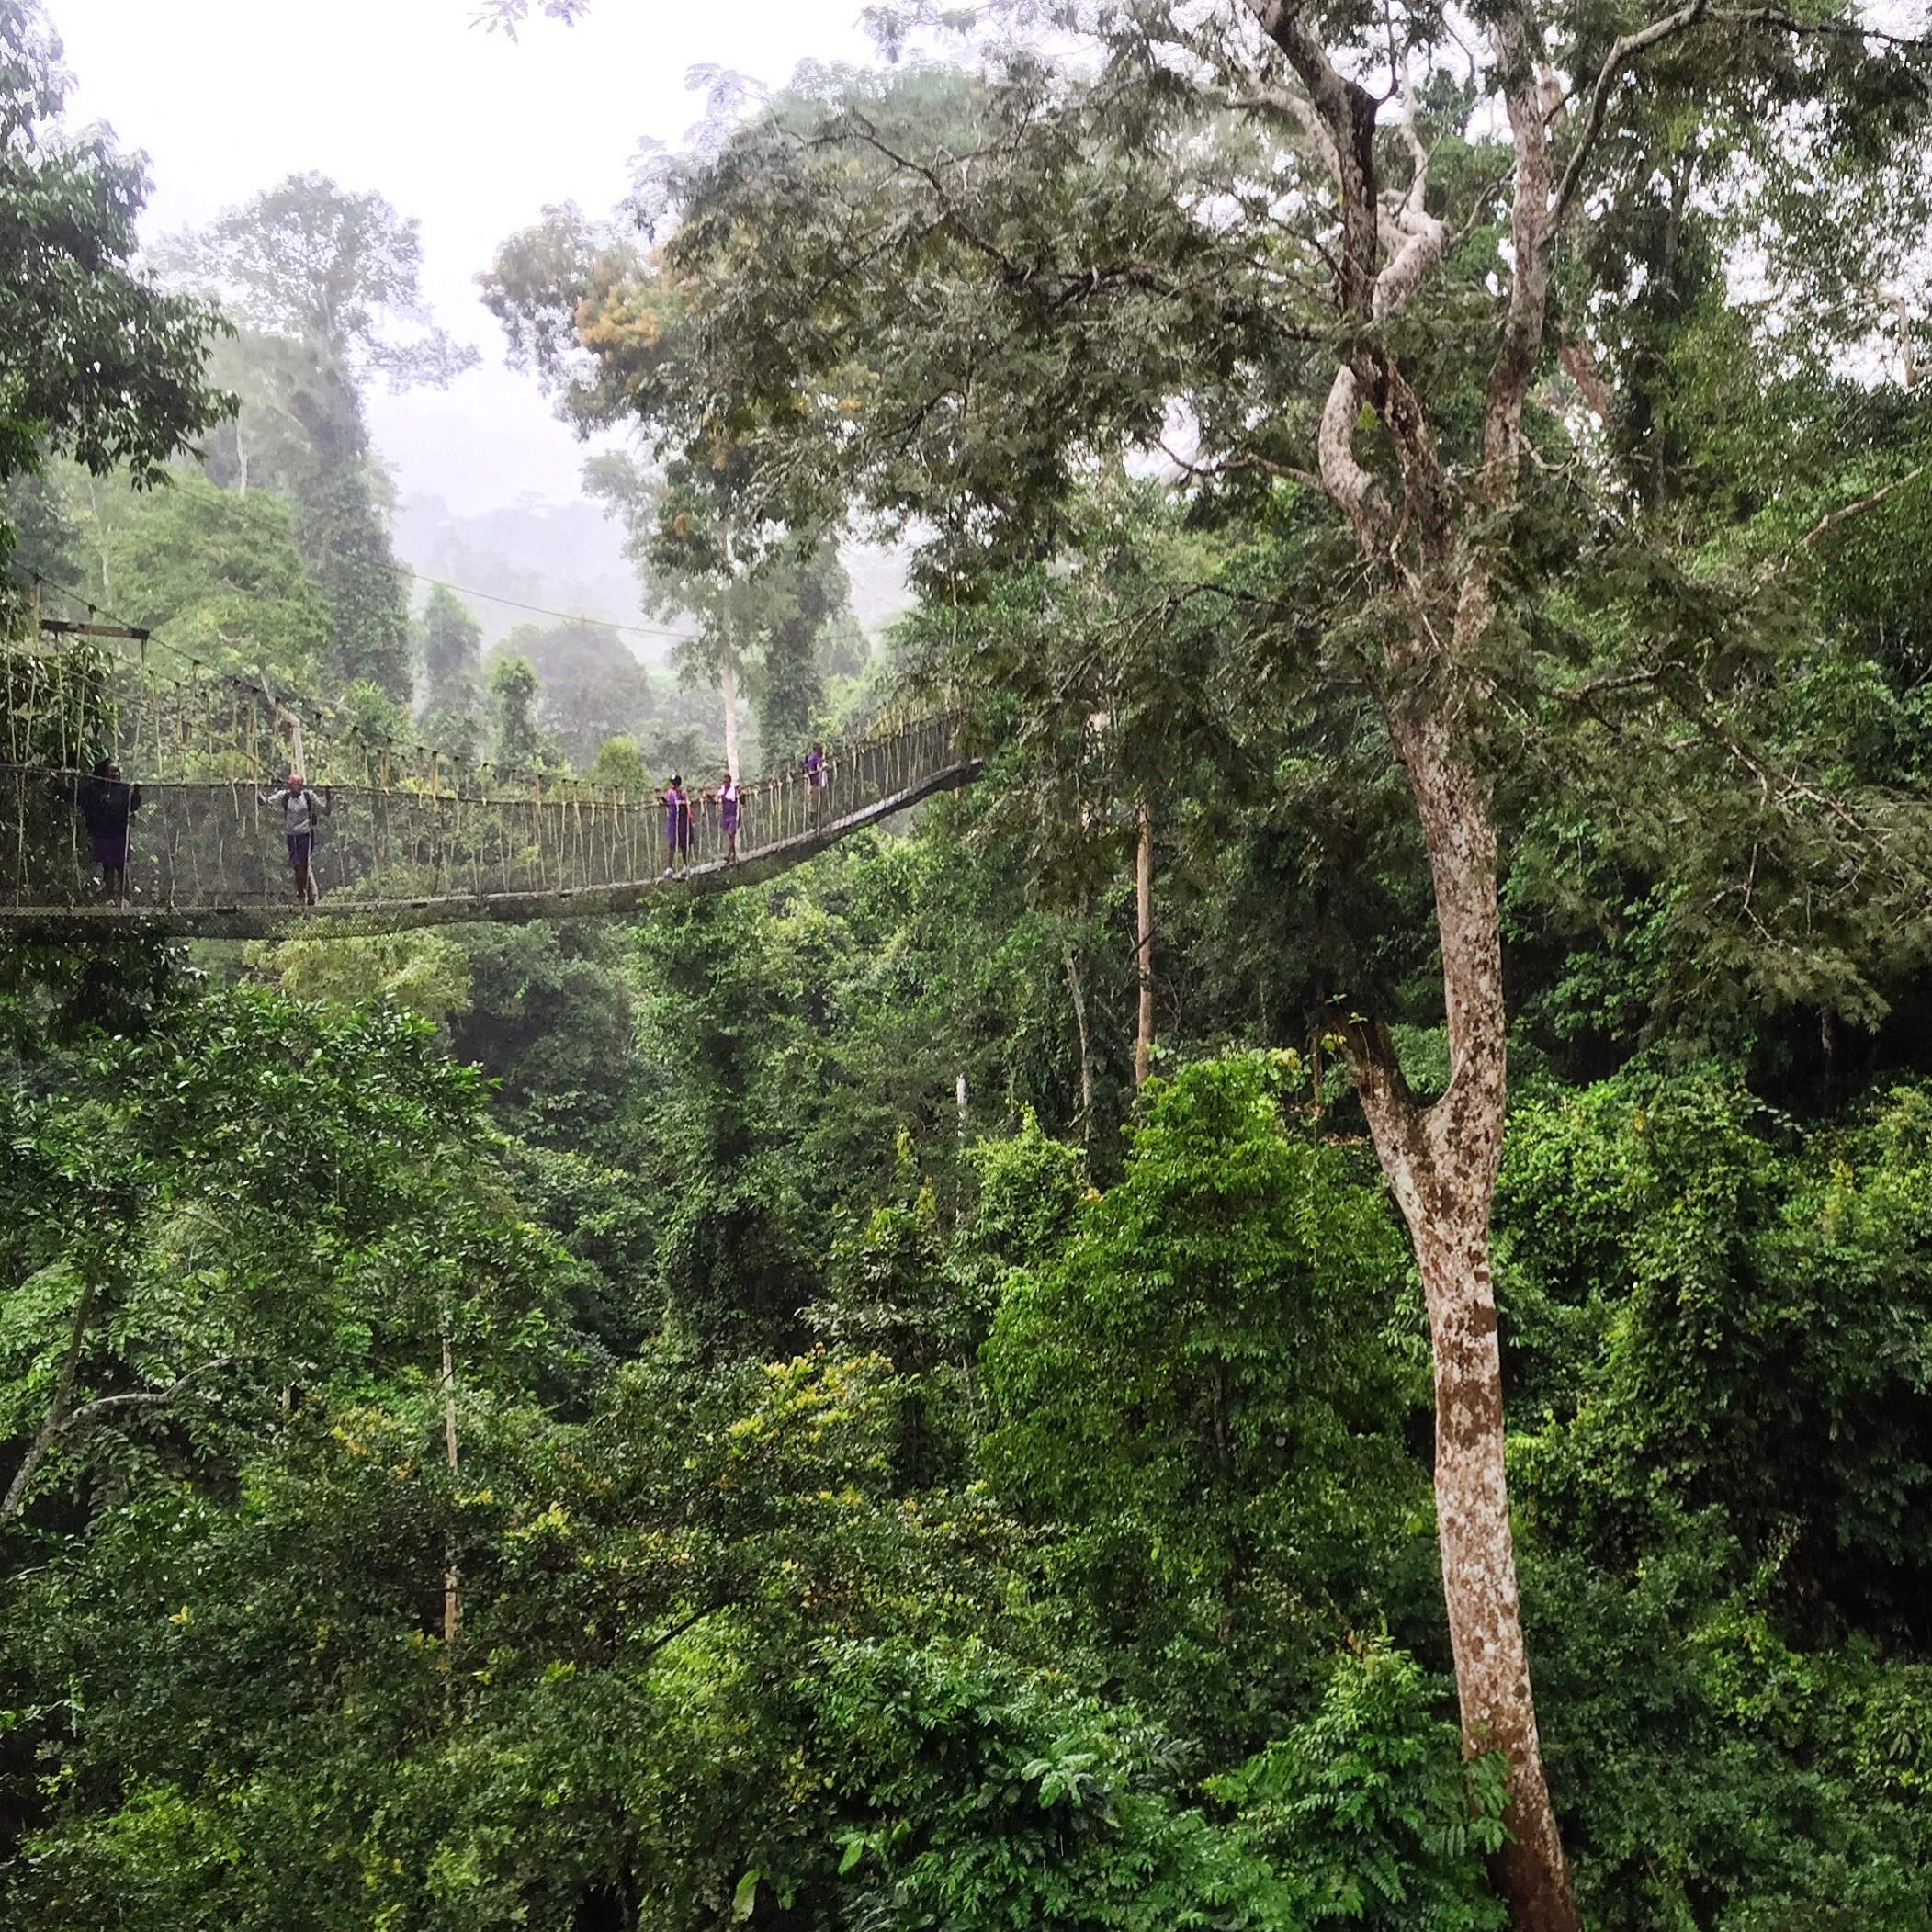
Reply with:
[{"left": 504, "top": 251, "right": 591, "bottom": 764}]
[{"left": 0, "top": 631, "right": 977, "bottom": 939}]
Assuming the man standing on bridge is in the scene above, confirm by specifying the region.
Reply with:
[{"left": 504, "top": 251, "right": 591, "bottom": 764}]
[
  {"left": 58, "top": 757, "right": 142, "bottom": 903},
  {"left": 259, "top": 772, "right": 332, "bottom": 906}
]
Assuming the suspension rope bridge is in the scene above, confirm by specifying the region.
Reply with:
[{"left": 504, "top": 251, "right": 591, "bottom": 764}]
[{"left": 0, "top": 621, "right": 979, "bottom": 943}]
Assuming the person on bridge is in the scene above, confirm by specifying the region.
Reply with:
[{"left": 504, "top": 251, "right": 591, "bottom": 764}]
[
  {"left": 718, "top": 768, "right": 740, "bottom": 861},
  {"left": 805, "top": 742, "right": 828, "bottom": 825},
  {"left": 663, "top": 774, "right": 692, "bottom": 876},
  {"left": 59, "top": 758, "right": 142, "bottom": 903},
  {"left": 259, "top": 772, "right": 333, "bottom": 906}
]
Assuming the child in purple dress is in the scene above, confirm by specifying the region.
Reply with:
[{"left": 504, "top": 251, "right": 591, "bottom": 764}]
[
  {"left": 718, "top": 769, "right": 740, "bottom": 860},
  {"left": 664, "top": 775, "right": 692, "bottom": 876}
]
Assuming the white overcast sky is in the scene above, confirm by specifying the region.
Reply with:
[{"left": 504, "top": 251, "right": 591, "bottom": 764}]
[{"left": 51, "top": 0, "right": 881, "bottom": 517}]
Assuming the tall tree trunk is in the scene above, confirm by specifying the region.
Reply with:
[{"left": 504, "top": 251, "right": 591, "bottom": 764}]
[
  {"left": 1063, "top": 938, "right": 1095, "bottom": 1123},
  {"left": 720, "top": 650, "right": 740, "bottom": 782},
  {"left": 1134, "top": 797, "right": 1154, "bottom": 1087},
  {"left": 1340, "top": 709, "right": 1576, "bottom": 1932},
  {"left": 441, "top": 1329, "right": 461, "bottom": 1647}
]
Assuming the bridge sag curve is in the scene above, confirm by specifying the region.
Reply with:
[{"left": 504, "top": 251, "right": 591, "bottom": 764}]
[{"left": 2, "top": 633, "right": 977, "bottom": 940}]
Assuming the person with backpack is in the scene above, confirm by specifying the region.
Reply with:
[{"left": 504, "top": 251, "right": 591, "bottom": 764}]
[{"left": 259, "top": 772, "right": 332, "bottom": 905}]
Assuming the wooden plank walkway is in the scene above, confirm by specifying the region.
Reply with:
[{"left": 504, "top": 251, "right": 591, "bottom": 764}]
[{"left": 0, "top": 760, "right": 981, "bottom": 943}]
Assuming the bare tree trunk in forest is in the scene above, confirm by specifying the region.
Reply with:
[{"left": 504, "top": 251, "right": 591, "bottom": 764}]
[
  {"left": 441, "top": 1328, "right": 461, "bottom": 1647},
  {"left": 1231, "top": 0, "right": 1677, "bottom": 1917},
  {"left": 1887, "top": 292, "right": 1919, "bottom": 390},
  {"left": 720, "top": 650, "right": 740, "bottom": 782},
  {"left": 1334, "top": 708, "right": 1573, "bottom": 1930},
  {"left": 1134, "top": 797, "right": 1153, "bottom": 1087},
  {"left": 1063, "top": 938, "right": 1095, "bottom": 1122}
]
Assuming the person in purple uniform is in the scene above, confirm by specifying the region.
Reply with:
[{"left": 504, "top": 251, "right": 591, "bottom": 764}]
[
  {"left": 718, "top": 768, "right": 741, "bottom": 860},
  {"left": 61, "top": 758, "right": 142, "bottom": 902},
  {"left": 663, "top": 774, "right": 691, "bottom": 876}
]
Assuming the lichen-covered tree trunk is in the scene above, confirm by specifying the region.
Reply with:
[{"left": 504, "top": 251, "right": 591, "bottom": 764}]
[{"left": 1345, "top": 707, "right": 1578, "bottom": 1932}]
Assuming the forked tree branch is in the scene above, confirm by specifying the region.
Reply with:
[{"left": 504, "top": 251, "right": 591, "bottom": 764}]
[{"left": 2, "top": 1356, "right": 232, "bottom": 1524}]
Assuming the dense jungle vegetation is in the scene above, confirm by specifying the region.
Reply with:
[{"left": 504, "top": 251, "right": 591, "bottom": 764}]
[{"left": 6, "top": 0, "right": 1932, "bottom": 1926}]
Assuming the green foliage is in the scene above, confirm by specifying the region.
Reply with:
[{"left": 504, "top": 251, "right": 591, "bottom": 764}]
[
  {"left": 1500, "top": 1070, "right": 1932, "bottom": 1644},
  {"left": 0, "top": 985, "right": 556, "bottom": 1546},
  {"left": 293, "top": 439, "right": 412, "bottom": 700},
  {"left": 618, "top": 831, "right": 1099, "bottom": 1353},
  {"left": 810, "top": 1638, "right": 1300, "bottom": 1932},
  {"left": 986, "top": 1054, "right": 1433, "bottom": 1745},
  {"left": 0, "top": 2, "right": 226, "bottom": 521},
  {"left": 15, "top": 6, "right": 1932, "bottom": 1913},
  {"left": 487, "top": 652, "right": 559, "bottom": 771},
  {"left": 3, "top": 1342, "right": 989, "bottom": 1932},
  {"left": 748, "top": 541, "right": 839, "bottom": 769},
  {"left": 158, "top": 171, "right": 474, "bottom": 390},
  {"left": 1527, "top": 1530, "right": 1932, "bottom": 1930},
  {"left": 243, "top": 932, "right": 473, "bottom": 1025},
  {"left": 417, "top": 582, "right": 485, "bottom": 758},
  {"left": 95, "top": 474, "right": 329, "bottom": 688},
  {"left": 582, "top": 448, "right": 851, "bottom": 776},
  {"left": 585, "top": 734, "right": 651, "bottom": 794},
  {"left": 964, "top": 1109, "right": 1088, "bottom": 1270},
  {"left": 446, "top": 921, "right": 636, "bottom": 1145},
  {"left": 501, "top": 616, "right": 653, "bottom": 769},
  {"left": 1212, "top": 1645, "right": 1508, "bottom": 1932},
  {"left": 160, "top": 173, "right": 465, "bottom": 704}
]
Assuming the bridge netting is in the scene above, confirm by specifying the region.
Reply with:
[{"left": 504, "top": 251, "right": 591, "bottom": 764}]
[{"left": 1, "top": 634, "right": 969, "bottom": 927}]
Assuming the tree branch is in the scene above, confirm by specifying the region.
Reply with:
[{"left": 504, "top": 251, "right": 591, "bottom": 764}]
[
  {"left": 1481, "top": 1, "right": 1560, "bottom": 496},
  {"left": 1547, "top": 0, "right": 1709, "bottom": 236},
  {"left": 2, "top": 1355, "right": 231, "bottom": 1525},
  {"left": 1, "top": 1277, "right": 96, "bottom": 1524},
  {"left": 1317, "top": 363, "right": 1386, "bottom": 544},
  {"left": 1242, "top": 0, "right": 1382, "bottom": 322},
  {"left": 1792, "top": 466, "right": 1927, "bottom": 552},
  {"left": 1707, "top": 6, "right": 1932, "bottom": 51},
  {"left": 1373, "top": 73, "right": 1451, "bottom": 319},
  {"left": 1229, "top": 84, "right": 1339, "bottom": 179}
]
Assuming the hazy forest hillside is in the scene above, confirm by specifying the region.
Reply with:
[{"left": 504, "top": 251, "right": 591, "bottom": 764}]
[{"left": 6, "top": 1, "right": 1932, "bottom": 1929}]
